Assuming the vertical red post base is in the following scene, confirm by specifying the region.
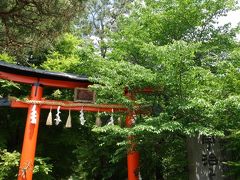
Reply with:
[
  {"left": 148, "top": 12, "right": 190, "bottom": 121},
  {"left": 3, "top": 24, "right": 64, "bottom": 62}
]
[
  {"left": 18, "top": 84, "right": 43, "bottom": 180},
  {"left": 126, "top": 111, "right": 140, "bottom": 180},
  {"left": 128, "top": 151, "right": 140, "bottom": 180}
]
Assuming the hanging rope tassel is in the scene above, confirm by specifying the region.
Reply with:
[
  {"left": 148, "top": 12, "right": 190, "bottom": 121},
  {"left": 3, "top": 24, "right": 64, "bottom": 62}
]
[
  {"left": 95, "top": 112, "right": 102, "bottom": 127},
  {"left": 117, "top": 117, "right": 122, "bottom": 127},
  {"left": 79, "top": 107, "right": 86, "bottom": 125},
  {"left": 46, "top": 108, "right": 53, "bottom": 126},
  {"left": 107, "top": 109, "right": 114, "bottom": 125},
  {"left": 54, "top": 106, "right": 61, "bottom": 125},
  {"left": 30, "top": 104, "right": 37, "bottom": 124},
  {"left": 65, "top": 110, "right": 72, "bottom": 128},
  {"left": 139, "top": 171, "right": 142, "bottom": 180}
]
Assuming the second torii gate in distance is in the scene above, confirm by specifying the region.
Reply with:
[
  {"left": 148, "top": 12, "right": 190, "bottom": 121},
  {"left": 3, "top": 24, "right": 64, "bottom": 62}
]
[{"left": 0, "top": 61, "right": 140, "bottom": 180}]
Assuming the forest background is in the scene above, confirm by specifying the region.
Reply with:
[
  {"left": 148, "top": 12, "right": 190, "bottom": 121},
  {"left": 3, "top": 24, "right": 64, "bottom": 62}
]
[{"left": 0, "top": 0, "right": 240, "bottom": 179}]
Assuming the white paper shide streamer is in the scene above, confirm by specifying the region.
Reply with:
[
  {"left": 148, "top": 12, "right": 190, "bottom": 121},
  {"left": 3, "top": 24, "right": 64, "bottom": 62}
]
[
  {"left": 79, "top": 108, "right": 86, "bottom": 125},
  {"left": 54, "top": 106, "right": 62, "bottom": 125},
  {"left": 131, "top": 112, "right": 137, "bottom": 125},
  {"left": 30, "top": 104, "right": 37, "bottom": 124},
  {"left": 107, "top": 109, "right": 114, "bottom": 125}
]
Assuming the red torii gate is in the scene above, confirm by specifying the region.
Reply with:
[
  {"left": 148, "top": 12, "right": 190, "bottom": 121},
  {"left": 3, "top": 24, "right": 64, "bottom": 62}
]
[{"left": 0, "top": 61, "right": 140, "bottom": 180}]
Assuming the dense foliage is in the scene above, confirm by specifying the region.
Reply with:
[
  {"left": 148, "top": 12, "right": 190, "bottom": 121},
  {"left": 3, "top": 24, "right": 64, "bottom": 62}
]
[
  {"left": 0, "top": 0, "right": 240, "bottom": 179},
  {"left": 0, "top": 0, "right": 85, "bottom": 59}
]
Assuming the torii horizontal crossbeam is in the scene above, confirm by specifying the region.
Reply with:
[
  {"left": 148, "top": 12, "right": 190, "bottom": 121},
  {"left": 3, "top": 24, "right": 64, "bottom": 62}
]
[{"left": 8, "top": 99, "right": 128, "bottom": 112}]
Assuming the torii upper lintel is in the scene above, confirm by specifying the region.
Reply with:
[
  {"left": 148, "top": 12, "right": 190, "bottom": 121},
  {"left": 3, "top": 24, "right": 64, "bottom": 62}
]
[{"left": 0, "top": 60, "right": 91, "bottom": 88}]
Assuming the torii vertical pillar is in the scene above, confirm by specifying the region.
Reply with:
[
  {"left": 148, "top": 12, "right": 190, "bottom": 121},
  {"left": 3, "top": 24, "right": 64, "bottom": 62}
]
[
  {"left": 126, "top": 113, "right": 140, "bottom": 180},
  {"left": 18, "top": 83, "right": 43, "bottom": 180}
]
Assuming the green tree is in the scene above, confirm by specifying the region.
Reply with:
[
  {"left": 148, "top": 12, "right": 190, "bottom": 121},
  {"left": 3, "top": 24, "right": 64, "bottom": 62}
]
[
  {"left": 0, "top": 0, "right": 85, "bottom": 58},
  {"left": 1, "top": 0, "right": 240, "bottom": 179},
  {"left": 48, "top": 0, "right": 239, "bottom": 178},
  {"left": 91, "top": 0, "right": 240, "bottom": 178},
  {"left": 75, "top": 0, "right": 133, "bottom": 58},
  {"left": 0, "top": 149, "right": 53, "bottom": 179}
]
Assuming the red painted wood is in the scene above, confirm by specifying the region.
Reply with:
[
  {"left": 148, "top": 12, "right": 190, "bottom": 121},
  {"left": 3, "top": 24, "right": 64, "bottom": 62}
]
[
  {"left": 126, "top": 111, "right": 134, "bottom": 128},
  {"left": 0, "top": 71, "right": 90, "bottom": 88},
  {"left": 18, "top": 84, "right": 43, "bottom": 180},
  {"left": 128, "top": 151, "right": 140, "bottom": 180},
  {"left": 126, "top": 113, "right": 140, "bottom": 180}
]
